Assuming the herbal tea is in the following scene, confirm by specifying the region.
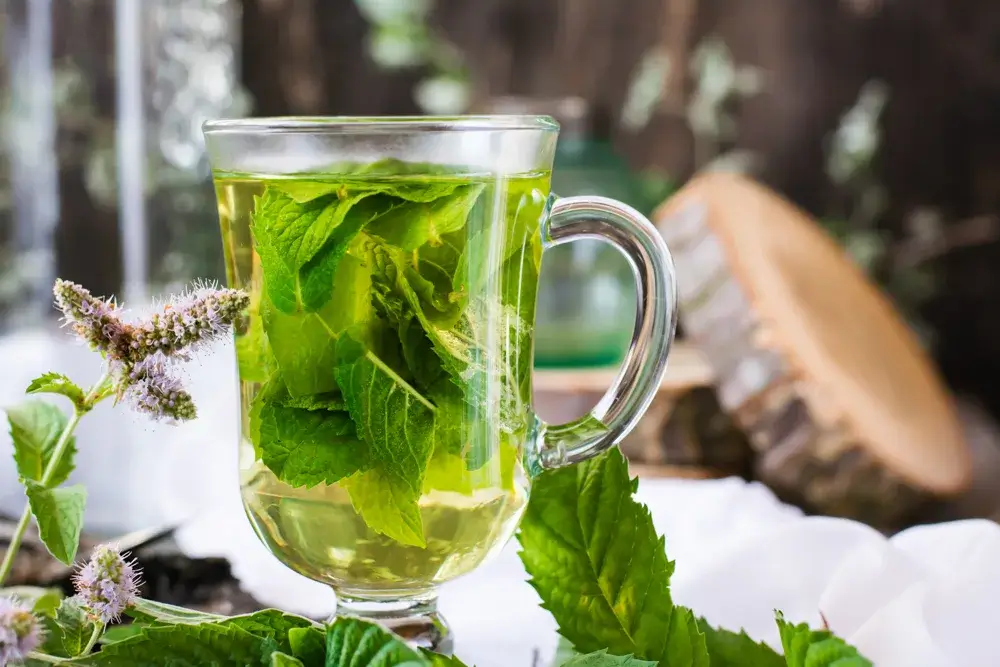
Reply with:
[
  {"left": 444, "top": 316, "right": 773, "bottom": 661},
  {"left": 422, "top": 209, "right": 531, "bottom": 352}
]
[{"left": 216, "top": 161, "right": 549, "bottom": 593}]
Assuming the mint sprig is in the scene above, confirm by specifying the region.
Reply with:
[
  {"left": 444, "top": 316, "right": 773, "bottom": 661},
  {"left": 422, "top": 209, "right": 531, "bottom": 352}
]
[
  {"left": 698, "top": 620, "right": 785, "bottom": 667},
  {"left": 776, "top": 612, "right": 873, "bottom": 667},
  {"left": 518, "top": 447, "right": 710, "bottom": 666}
]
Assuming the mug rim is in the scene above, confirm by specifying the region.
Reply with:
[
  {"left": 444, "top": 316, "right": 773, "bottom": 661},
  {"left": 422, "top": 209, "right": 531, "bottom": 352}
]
[{"left": 203, "top": 115, "right": 560, "bottom": 135}]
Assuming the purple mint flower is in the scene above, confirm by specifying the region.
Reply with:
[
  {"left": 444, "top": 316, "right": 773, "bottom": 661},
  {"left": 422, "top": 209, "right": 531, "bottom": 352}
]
[
  {"left": 129, "top": 284, "right": 248, "bottom": 362},
  {"left": 121, "top": 352, "right": 197, "bottom": 422},
  {"left": 72, "top": 544, "right": 142, "bottom": 625},
  {"left": 53, "top": 279, "right": 133, "bottom": 360},
  {"left": 0, "top": 596, "right": 43, "bottom": 666}
]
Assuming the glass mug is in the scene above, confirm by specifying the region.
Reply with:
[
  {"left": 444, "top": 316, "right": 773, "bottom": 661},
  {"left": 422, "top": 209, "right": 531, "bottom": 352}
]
[{"left": 204, "top": 116, "right": 677, "bottom": 650}]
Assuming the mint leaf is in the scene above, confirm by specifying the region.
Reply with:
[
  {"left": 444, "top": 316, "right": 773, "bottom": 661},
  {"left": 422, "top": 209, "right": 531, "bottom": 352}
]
[
  {"left": 261, "top": 299, "right": 340, "bottom": 397},
  {"left": 257, "top": 187, "right": 373, "bottom": 272},
  {"left": 279, "top": 391, "right": 346, "bottom": 412},
  {"left": 335, "top": 333, "right": 436, "bottom": 495},
  {"left": 25, "top": 481, "right": 86, "bottom": 565},
  {"left": 237, "top": 299, "right": 276, "bottom": 384},
  {"left": 6, "top": 400, "right": 77, "bottom": 487},
  {"left": 128, "top": 601, "right": 321, "bottom": 658},
  {"left": 776, "top": 612, "right": 873, "bottom": 667},
  {"left": 517, "top": 448, "right": 709, "bottom": 666},
  {"left": 52, "top": 597, "right": 96, "bottom": 657},
  {"left": 699, "top": 620, "right": 784, "bottom": 667},
  {"left": 421, "top": 651, "right": 470, "bottom": 666},
  {"left": 99, "top": 625, "right": 145, "bottom": 646},
  {"left": 300, "top": 196, "right": 401, "bottom": 312},
  {"left": 325, "top": 616, "right": 427, "bottom": 667},
  {"left": 261, "top": 253, "right": 374, "bottom": 396},
  {"left": 288, "top": 626, "right": 326, "bottom": 664},
  {"left": 560, "top": 650, "right": 656, "bottom": 667},
  {"left": 274, "top": 174, "right": 458, "bottom": 205},
  {"left": 254, "top": 216, "right": 302, "bottom": 314},
  {"left": 26, "top": 373, "right": 87, "bottom": 409},
  {"left": 367, "top": 184, "right": 484, "bottom": 251},
  {"left": 272, "top": 653, "right": 305, "bottom": 667},
  {"left": 67, "top": 622, "right": 277, "bottom": 666},
  {"left": 255, "top": 397, "right": 368, "bottom": 489},
  {"left": 217, "top": 609, "right": 321, "bottom": 654},
  {"left": 342, "top": 468, "right": 425, "bottom": 548},
  {"left": 127, "top": 598, "right": 223, "bottom": 625}
]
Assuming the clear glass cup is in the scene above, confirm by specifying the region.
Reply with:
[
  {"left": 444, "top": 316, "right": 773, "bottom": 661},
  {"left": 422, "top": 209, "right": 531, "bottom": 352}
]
[{"left": 203, "top": 116, "right": 678, "bottom": 651}]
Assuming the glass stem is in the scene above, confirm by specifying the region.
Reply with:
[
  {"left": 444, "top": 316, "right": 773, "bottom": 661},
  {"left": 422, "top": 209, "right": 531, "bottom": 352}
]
[
  {"left": 0, "top": 373, "right": 110, "bottom": 586},
  {"left": 334, "top": 592, "right": 453, "bottom": 654}
]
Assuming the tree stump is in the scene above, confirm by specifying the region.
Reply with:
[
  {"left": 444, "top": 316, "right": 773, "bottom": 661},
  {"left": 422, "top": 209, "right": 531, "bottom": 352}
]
[{"left": 654, "top": 173, "right": 972, "bottom": 530}]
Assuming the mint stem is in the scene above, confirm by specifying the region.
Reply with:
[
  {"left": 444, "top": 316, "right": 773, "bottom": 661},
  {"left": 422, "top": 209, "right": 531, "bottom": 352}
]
[
  {"left": 82, "top": 621, "right": 104, "bottom": 655},
  {"left": 0, "top": 372, "right": 111, "bottom": 586}
]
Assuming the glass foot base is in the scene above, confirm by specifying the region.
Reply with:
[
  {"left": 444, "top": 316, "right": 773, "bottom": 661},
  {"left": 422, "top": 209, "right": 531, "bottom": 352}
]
[{"left": 333, "top": 593, "right": 453, "bottom": 655}]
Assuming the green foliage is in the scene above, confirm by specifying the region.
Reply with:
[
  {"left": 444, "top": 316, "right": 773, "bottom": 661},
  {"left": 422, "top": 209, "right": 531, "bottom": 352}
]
[
  {"left": 26, "top": 373, "right": 87, "bottom": 410},
  {"left": 6, "top": 400, "right": 77, "bottom": 488},
  {"left": 325, "top": 617, "right": 426, "bottom": 666},
  {"left": 51, "top": 598, "right": 97, "bottom": 658},
  {"left": 560, "top": 651, "right": 656, "bottom": 667},
  {"left": 776, "top": 612, "right": 873, "bottom": 667},
  {"left": 518, "top": 448, "right": 709, "bottom": 666},
  {"left": 24, "top": 481, "right": 87, "bottom": 564},
  {"left": 698, "top": 620, "right": 785, "bottom": 667}
]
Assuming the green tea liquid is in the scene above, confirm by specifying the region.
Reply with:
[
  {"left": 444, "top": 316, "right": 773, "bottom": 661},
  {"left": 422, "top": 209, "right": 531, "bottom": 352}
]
[{"left": 216, "top": 167, "right": 549, "bottom": 595}]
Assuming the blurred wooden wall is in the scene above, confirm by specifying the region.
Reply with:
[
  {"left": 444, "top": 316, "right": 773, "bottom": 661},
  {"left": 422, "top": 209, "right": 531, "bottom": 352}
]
[{"left": 241, "top": 0, "right": 1000, "bottom": 417}]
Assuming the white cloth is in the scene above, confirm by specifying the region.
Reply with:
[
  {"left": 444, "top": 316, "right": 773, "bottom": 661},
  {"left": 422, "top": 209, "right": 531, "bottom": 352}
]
[{"left": 175, "top": 471, "right": 1000, "bottom": 667}]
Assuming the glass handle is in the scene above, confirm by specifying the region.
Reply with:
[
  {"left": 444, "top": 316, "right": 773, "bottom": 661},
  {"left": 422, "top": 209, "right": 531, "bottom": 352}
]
[{"left": 533, "top": 196, "right": 678, "bottom": 471}]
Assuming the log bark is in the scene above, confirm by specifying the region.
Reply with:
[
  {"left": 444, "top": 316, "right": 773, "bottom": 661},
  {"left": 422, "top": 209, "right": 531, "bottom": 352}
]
[{"left": 655, "top": 172, "right": 972, "bottom": 530}]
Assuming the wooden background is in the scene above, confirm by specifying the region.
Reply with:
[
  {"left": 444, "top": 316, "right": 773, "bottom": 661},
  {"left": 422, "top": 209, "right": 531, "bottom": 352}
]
[{"left": 11, "top": 0, "right": 1000, "bottom": 419}]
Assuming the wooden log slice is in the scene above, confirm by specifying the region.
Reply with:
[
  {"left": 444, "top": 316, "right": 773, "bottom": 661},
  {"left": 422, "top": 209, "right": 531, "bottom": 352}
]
[
  {"left": 533, "top": 344, "right": 754, "bottom": 478},
  {"left": 653, "top": 172, "right": 972, "bottom": 530}
]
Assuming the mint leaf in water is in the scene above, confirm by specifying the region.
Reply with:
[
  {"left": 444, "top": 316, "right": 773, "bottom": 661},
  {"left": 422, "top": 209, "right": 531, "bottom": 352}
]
[
  {"left": 325, "top": 616, "right": 426, "bottom": 667},
  {"left": 253, "top": 390, "right": 368, "bottom": 489},
  {"left": 560, "top": 650, "right": 656, "bottom": 667},
  {"left": 25, "top": 481, "right": 86, "bottom": 565},
  {"left": 261, "top": 252, "right": 374, "bottom": 396},
  {"left": 341, "top": 468, "right": 425, "bottom": 547},
  {"left": 517, "top": 448, "right": 709, "bottom": 666},
  {"left": 299, "top": 196, "right": 404, "bottom": 312},
  {"left": 271, "top": 653, "right": 306, "bottom": 667},
  {"left": 367, "top": 183, "right": 483, "bottom": 252},
  {"left": 699, "top": 620, "right": 784, "bottom": 667},
  {"left": 237, "top": 300, "right": 276, "bottom": 384},
  {"left": 6, "top": 400, "right": 77, "bottom": 487},
  {"left": 334, "top": 334, "right": 437, "bottom": 541},
  {"left": 26, "top": 373, "right": 87, "bottom": 409},
  {"left": 257, "top": 187, "right": 373, "bottom": 273},
  {"left": 776, "top": 612, "right": 873, "bottom": 667}
]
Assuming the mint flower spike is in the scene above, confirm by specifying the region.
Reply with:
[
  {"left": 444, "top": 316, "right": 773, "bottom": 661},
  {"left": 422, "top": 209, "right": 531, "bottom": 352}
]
[
  {"left": 0, "top": 596, "right": 43, "bottom": 666},
  {"left": 53, "top": 279, "right": 132, "bottom": 360},
  {"left": 72, "top": 544, "right": 142, "bottom": 625},
  {"left": 123, "top": 352, "right": 197, "bottom": 422},
  {"left": 129, "top": 283, "right": 248, "bottom": 361}
]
